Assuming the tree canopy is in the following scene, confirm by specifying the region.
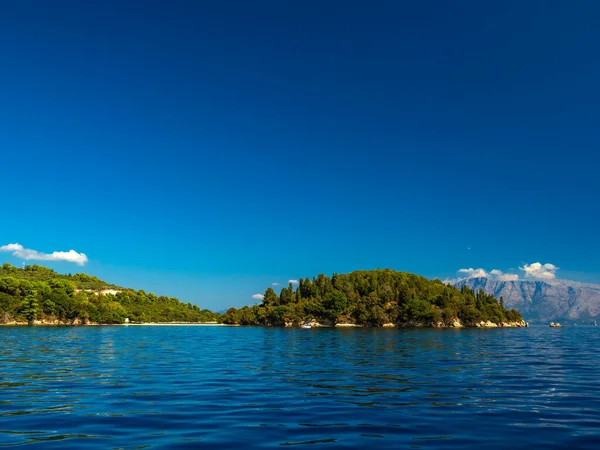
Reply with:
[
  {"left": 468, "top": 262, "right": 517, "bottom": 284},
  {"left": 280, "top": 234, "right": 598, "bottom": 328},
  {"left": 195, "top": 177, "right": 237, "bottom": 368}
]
[
  {"left": 223, "top": 269, "right": 523, "bottom": 327},
  {"left": 0, "top": 263, "right": 217, "bottom": 324}
]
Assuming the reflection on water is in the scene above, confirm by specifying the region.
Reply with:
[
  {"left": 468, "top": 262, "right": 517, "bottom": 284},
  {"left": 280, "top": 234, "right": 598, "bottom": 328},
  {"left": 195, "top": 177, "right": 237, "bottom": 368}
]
[{"left": 1, "top": 326, "right": 599, "bottom": 449}]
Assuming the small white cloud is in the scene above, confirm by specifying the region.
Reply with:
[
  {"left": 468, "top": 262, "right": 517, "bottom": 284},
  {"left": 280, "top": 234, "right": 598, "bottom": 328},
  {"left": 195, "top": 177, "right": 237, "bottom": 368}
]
[
  {"left": 271, "top": 282, "right": 280, "bottom": 286},
  {"left": 490, "top": 269, "right": 519, "bottom": 281},
  {"left": 458, "top": 268, "right": 489, "bottom": 279},
  {"left": 455, "top": 264, "right": 555, "bottom": 282},
  {"left": 457, "top": 267, "right": 520, "bottom": 281},
  {"left": 0, "top": 243, "right": 24, "bottom": 252},
  {"left": 0, "top": 243, "right": 88, "bottom": 266},
  {"left": 288, "top": 279, "right": 299, "bottom": 285},
  {"left": 251, "top": 293, "right": 264, "bottom": 301},
  {"left": 520, "top": 262, "right": 559, "bottom": 280}
]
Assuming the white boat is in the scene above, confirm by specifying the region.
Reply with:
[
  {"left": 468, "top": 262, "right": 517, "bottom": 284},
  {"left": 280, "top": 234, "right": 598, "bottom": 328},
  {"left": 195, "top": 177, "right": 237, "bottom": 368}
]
[{"left": 300, "top": 323, "right": 312, "bottom": 329}]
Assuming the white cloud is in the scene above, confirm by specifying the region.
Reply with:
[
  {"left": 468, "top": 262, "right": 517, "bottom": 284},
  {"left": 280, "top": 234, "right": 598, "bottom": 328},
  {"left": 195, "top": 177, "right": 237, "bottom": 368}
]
[
  {"left": 252, "top": 293, "right": 264, "bottom": 301},
  {"left": 272, "top": 282, "right": 280, "bottom": 286},
  {"left": 458, "top": 268, "right": 489, "bottom": 278},
  {"left": 455, "top": 263, "right": 559, "bottom": 282},
  {"left": 490, "top": 269, "right": 519, "bottom": 281},
  {"left": 457, "top": 267, "right": 519, "bottom": 281},
  {"left": 0, "top": 243, "right": 88, "bottom": 266},
  {"left": 288, "top": 279, "right": 299, "bottom": 285},
  {"left": 520, "top": 262, "right": 559, "bottom": 280},
  {"left": 0, "top": 243, "right": 23, "bottom": 252}
]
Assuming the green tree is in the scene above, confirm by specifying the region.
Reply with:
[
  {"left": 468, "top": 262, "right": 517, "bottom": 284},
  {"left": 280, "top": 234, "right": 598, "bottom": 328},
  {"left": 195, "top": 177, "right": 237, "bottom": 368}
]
[
  {"left": 262, "top": 287, "right": 279, "bottom": 306},
  {"left": 267, "top": 305, "right": 292, "bottom": 325},
  {"left": 0, "top": 276, "right": 20, "bottom": 296},
  {"left": 367, "top": 305, "right": 387, "bottom": 326},
  {"left": 322, "top": 290, "right": 348, "bottom": 321},
  {"left": 280, "top": 286, "right": 292, "bottom": 305},
  {"left": 402, "top": 299, "right": 436, "bottom": 323},
  {"left": 21, "top": 292, "right": 40, "bottom": 326},
  {"left": 48, "top": 279, "right": 75, "bottom": 296}
]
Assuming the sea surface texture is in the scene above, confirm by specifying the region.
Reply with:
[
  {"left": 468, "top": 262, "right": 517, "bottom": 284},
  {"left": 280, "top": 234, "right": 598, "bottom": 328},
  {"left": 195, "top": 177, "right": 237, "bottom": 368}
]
[{"left": 0, "top": 326, "right": 599, "bottom": 449}]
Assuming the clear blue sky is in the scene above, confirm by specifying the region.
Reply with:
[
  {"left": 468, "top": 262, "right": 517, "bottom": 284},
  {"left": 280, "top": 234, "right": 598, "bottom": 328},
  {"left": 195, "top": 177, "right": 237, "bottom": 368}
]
[{"left": 1, "top": 1, "right": 599, "bottom": 309}]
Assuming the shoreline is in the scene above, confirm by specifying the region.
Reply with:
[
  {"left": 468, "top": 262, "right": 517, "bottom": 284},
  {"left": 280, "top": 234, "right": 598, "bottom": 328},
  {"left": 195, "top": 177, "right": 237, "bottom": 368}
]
[
  {"left": 0, "top": 323, "right": 529, "bottom": 328},
  {"left": 119, "top": 322, "right": 229, "bottom": 326},
  {"left": 0, "top": 320, "right": 528, "bottom": 328},
  {"left": 0, "top": 322, "right": 229, "bottom": 327}
]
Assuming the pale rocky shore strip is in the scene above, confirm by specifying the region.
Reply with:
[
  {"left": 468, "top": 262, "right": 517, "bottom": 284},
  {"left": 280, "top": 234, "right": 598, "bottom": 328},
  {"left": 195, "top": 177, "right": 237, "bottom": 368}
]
[
  {"left": 1, "top": 319, "right": 528, "bottom": 328},
  {"left": 293, "top": 319, "right": 528, "bottom": 328},
  {"left": 0, "top": 320, "right": 228, "bottom": 326},
  {"left": 119, "top": 322, "right": 228, "bottom": 326}
]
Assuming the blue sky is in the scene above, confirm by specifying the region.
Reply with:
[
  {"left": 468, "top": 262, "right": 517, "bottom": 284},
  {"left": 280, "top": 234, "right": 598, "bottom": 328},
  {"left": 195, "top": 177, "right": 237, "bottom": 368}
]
[{"left": 1, "top": 1, "right": 599, "bottom": 309}]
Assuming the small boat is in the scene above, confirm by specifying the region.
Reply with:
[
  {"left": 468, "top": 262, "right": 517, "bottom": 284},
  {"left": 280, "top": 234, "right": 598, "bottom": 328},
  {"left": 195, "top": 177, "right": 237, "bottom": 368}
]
[{"left": 301, "top": 322, "right": 312, "bottom": 329}]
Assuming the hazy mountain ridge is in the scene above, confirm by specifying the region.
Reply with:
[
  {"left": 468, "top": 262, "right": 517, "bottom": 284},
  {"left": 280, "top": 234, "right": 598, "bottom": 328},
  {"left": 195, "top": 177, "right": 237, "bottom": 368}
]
[{"left": 453, "top": 278, "right": 600, "bottom": 322}]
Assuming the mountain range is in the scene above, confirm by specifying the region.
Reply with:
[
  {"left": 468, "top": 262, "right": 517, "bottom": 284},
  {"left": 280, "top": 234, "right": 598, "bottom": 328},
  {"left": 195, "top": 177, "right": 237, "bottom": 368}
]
[{"left": 452, "top": 278, "right": 600, "bottom": 323}]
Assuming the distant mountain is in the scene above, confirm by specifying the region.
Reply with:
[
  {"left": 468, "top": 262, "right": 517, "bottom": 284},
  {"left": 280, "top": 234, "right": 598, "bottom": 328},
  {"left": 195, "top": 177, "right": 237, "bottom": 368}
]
[{"left": 453, "top": 278, "right": 600, "bottom": 322}]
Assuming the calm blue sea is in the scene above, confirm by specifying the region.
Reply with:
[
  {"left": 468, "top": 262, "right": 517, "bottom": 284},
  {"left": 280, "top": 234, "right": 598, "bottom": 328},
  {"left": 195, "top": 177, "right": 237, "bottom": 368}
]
[{"left": 0, "top": 326, "right": 599, "bottom": 449}]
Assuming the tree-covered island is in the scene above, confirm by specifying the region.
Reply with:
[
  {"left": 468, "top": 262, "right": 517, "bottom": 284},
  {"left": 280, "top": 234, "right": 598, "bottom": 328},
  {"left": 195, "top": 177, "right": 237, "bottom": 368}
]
[
  {"left": 0, "top": 263, "right": 217, "bottom": 325},
  {"left": 1, "top": 264, "right": 524, "bottom": 327},
  {"left": 224, "top": 269, "right": 525, "bottom": 328}
]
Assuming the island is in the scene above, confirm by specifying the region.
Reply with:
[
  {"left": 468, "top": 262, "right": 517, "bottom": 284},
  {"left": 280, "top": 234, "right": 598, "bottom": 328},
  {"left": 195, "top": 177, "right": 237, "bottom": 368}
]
[
  {"left": 224, "top": 269, "right": 526, "bottom": 328},
  {"left": 0, "top": 263, "right": 218, "bottom": 325},
  {"left": 1, "top": 264, "right": 525, "bottom": 328}
]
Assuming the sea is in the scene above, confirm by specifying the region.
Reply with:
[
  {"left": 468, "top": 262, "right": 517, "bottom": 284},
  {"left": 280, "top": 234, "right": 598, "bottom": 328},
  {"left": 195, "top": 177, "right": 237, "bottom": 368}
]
[{"left": 0, "top": 325, "right": 599, "bottom": 449}]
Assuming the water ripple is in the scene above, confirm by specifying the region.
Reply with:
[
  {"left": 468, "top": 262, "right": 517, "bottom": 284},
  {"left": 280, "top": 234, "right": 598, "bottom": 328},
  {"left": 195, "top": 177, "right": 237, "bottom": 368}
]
[{"left": 0, "top": 326, "right": 599, "bottom": 448}]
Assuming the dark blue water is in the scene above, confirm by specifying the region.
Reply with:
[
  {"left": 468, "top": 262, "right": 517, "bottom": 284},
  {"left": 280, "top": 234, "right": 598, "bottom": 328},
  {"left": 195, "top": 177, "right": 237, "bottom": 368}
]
[{"left": 1, "top": 326, "right": 599, "bottom": 449}]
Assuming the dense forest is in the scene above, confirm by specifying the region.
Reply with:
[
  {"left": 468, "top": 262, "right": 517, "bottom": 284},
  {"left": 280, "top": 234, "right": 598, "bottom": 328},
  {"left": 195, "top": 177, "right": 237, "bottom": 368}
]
[
  {"left": 1, "top": 264, "right": 523, "bottom": 327},
  {"left": 224, "top": 269, "right": 523, "bottom": 327},
  {"left": 0, "top": 263, "right": 217, "bottom": 324}
]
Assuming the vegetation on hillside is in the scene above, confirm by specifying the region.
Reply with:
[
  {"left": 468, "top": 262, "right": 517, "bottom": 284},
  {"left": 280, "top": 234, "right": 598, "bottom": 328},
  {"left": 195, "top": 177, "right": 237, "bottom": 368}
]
[
  {"left": 0, "top": 263, "right": 217, "bottom": 324},
  {"left": 223, "top": 269, "right": 523, "bottom": 327}
]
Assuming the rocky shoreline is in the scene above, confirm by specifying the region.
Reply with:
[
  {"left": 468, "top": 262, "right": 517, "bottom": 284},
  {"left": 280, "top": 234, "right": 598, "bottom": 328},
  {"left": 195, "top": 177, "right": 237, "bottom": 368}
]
[
  {"left": 285, "top": 319, "right": 529, "bottom": 328},
  {"left": 0, "top": 318, "right": 98, "bottom": 326},
  {"left": 0, "top": 319, "right": 224, "bottom": 326},
  {"left": 1, "top": 317, "right": 528, "bottom": 328}
]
